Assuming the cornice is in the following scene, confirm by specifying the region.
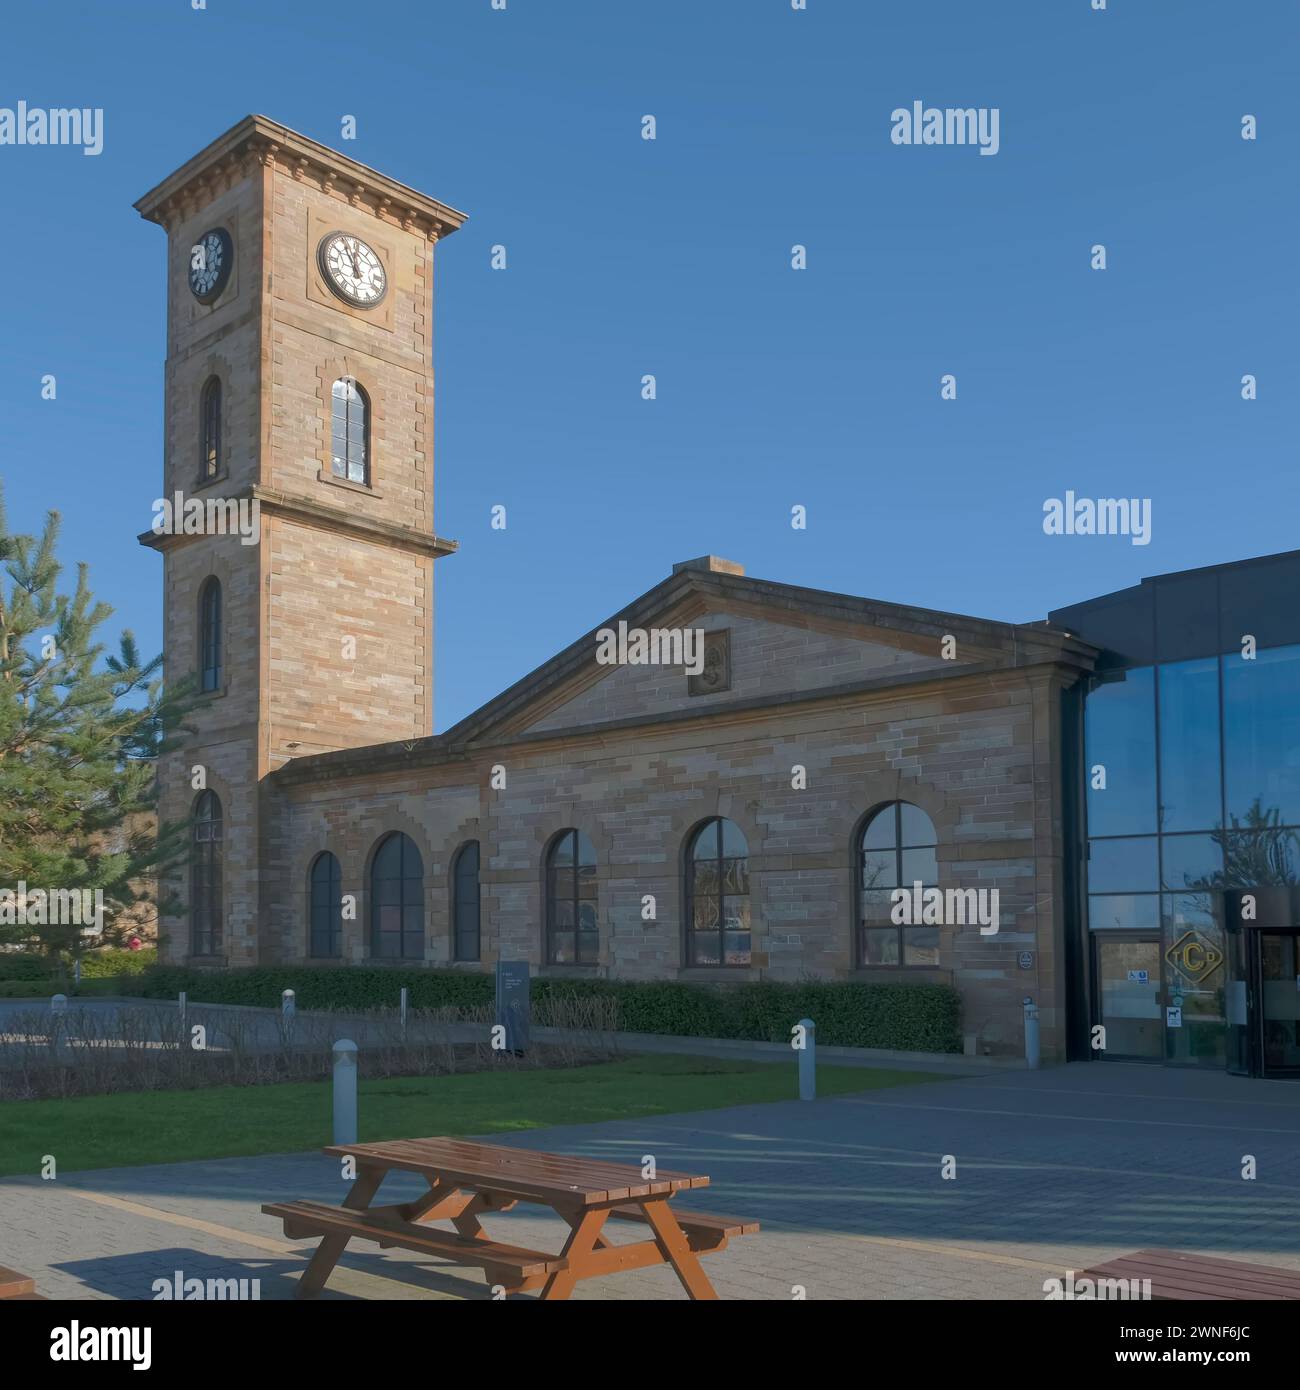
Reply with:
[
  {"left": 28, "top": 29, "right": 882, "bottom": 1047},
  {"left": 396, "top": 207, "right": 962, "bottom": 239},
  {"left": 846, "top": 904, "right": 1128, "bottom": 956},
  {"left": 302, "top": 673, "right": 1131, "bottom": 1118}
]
[
  {"left": 134, "top": 114, "right": 467, "bottom": 243},
  {"left": 136, "top": 484, "right": 458, "bottom": 560}
]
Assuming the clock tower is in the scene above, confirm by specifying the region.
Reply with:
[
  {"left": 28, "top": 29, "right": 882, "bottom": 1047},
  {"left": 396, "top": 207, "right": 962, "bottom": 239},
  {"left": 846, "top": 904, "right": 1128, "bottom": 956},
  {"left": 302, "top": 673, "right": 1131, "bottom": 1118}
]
[{"left": 135, "top": 115, "right": 465, "bottom": 964}]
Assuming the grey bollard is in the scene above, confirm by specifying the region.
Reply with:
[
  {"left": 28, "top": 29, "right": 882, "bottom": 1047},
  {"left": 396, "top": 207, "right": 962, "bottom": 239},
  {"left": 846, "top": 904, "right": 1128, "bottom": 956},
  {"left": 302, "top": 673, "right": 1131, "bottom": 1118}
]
[
  {"left": 400, "top": 986, "right": 408, "bottom": 1041},
  {"left": 797, "top": 1017, "right": 816, "bottom": 1101},
  {"left": 50, "top": 993, "right": 68, "bottom": 1015},
  {"left": 333, "top": 1039, "right": 358, "bottom": 1145},
  {"left": 1023, "top": 996, "right": 1040, "bottom": 1070},
  {"left": 282, "top": 988, "right": 296, "bottom": 1039},
  {"left": 179, "top": 990, "right": 187, "bottom": 1033}
]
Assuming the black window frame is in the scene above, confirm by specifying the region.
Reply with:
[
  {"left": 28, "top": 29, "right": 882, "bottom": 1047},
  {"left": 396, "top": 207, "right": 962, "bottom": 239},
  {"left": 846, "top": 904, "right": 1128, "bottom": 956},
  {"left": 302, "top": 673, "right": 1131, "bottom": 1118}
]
[
  {"left": 199, "top": 577, "right": 222, "bottom": 692},
  {"left": 856, "top": 801, "right": 939, "bottom": 969},
  {"left": 369, "top": 832, "right": 424, "bottom": 960},
  {"left": 452, "top": 840, "right": 481, "bottom": 962},
  {"left": 309, "top": 851, "right": 343, "bottom": 959},
  {"left": 330, "top": 376, "right": 370, "bottom": 485},
  {"left": 200, "top": 376, "right": 222, "bottom": 481},
  {"left": 684, "top": 817, "right": 751, "bottom": 967},
  {"left": 545, "top": 829, "right": 598, "bottom": 965},
  {"left": 190, "top": 790, "right": 223, "bottom": 957}
]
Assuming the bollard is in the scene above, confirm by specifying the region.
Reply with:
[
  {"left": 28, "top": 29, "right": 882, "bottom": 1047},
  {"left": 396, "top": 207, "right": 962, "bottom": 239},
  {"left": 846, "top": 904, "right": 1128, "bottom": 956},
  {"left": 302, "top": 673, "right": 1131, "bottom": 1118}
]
[
  {"left": 282, "top": 988, "right": 296, "bottom": 1041},
  {"left": 1023, "top": 996, "right": 1040, "bottom": 1070},
  {"left": 400, "top": 987, "right": 408, "bottom": 1041},
  {"left": 797, "top": 1017, "right": 816, "bottom": 1101},
  {"left": 73, "top": 957, "right": 81, "bottom": 987},
  {"left": 333, "top": 1040, "right": 358, "bottom": 1145},
  {"left": 50, "top": 993, "right": 68, "bottom": 1015},
  {"left": 179, "top": 990, "right": 187, "bottom": 1033}
]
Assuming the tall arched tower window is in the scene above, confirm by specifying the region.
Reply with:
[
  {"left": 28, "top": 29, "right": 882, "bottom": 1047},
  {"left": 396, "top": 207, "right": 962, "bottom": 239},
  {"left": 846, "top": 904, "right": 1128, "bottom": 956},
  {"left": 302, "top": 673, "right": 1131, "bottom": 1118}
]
[
  {"left": 546, "top": 829, "right": 597, "bottom": 964},
  {"left": 309, "top": 851, "right": 342, "bottom": 959},
  {"left": 199, "top": 578, "right": 222, "bottom": 692},
  {"left": 331, "top": 377, "right": 369, "bottom": 484},
  {"left": 370, "top": 832, "right": 424, "bottom": 959},
  {"left": 857, "top": 801, "right": 939, "bottom": 967},
  {"left": 191, "top": 790, "right": 223, "bottom": 957},
  {"left": 452, "top": 841, "right": 481, "bottom": 962},
  {"left": 685, "top": 818, "right": 750, "bottom": 966},
  {"left": 200, "top": 376, "right": 222, "bottom": 480}
]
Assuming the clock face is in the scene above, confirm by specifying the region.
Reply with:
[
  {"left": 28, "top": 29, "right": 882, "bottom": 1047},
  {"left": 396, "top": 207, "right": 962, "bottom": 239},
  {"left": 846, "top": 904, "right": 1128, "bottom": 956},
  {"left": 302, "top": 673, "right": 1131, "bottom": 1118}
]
[
  {"left": 318, "top": 232, "right": 388, "bottom": 308},
  {"left": 188, "top": 227, "right": 233, "bottom": 303}
]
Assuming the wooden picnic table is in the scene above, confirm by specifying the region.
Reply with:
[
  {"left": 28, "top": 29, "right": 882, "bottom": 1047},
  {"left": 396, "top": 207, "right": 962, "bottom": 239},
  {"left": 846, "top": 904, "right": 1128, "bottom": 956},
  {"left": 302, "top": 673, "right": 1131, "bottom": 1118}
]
[
  {"left": 263, "top": 1137, "right": 757, "bottom": 1300},
  {"left": 1078, "top": 1249, "right": 1300, "bottom": 1300}
]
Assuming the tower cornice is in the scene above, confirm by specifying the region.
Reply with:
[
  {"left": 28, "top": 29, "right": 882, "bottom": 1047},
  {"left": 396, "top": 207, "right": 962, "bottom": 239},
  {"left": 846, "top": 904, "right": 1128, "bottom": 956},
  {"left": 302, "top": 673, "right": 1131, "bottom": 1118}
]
[{"left": 133, "top": 114, "right": 467, "bottom": 242}]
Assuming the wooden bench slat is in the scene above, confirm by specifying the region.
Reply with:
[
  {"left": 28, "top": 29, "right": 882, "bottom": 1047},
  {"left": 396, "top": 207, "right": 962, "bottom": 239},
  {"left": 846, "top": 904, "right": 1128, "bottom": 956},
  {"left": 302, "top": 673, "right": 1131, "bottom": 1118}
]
[
  {"left": 262, "top": 1200, "right": 567, "bottom": 1277},
  {"left": 607, "top": 1205, "right": 759, "bottom": 1238},
  {"left": 1079, "top": 1249, "right": 1300, "bottom": 1301},
  {"left": 0, "top": 1266, "right": 36, "bottom": 1299}
]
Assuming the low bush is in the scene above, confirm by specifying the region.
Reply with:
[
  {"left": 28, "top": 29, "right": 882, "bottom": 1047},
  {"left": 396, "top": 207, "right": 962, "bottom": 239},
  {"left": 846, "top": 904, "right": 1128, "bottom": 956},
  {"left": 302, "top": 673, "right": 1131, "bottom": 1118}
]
[{"left": 133, "top": 965, "right": 961, "bottom": 1053}]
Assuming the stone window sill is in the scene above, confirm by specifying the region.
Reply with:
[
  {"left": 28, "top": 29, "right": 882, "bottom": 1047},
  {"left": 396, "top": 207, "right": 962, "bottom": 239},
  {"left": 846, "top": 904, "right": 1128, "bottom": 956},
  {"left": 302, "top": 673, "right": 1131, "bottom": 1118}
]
[
  {"left": 191, "top": 471, "right": 231, "bottom": 493},
  {"left": 317, "top": 468, "right": 382, "bottom": 499}
]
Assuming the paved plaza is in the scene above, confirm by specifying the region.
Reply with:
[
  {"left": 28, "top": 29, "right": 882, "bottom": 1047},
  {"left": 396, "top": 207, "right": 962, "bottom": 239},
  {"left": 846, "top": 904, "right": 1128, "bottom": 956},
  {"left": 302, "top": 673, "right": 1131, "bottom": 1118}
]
[{"left": 4, "top": 1061, "right": 1300, "bottom": 1300}]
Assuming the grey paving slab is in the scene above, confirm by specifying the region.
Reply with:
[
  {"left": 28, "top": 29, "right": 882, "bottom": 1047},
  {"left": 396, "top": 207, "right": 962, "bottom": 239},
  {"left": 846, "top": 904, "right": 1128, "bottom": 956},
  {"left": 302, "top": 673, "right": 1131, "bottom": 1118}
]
[{"left": 3, "top": 1061, "right": 1300, "bottom": 1300}]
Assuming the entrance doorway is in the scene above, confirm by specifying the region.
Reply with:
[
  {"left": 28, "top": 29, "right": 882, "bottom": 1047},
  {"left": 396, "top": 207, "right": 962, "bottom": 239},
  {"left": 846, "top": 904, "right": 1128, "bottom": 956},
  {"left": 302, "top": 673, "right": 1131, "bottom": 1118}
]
[
  {"left": 1252, "top": 931, "right": 1300, "bottom": 1077},
  {"left": 1093, "top": 936, "right": 1162, "bottom": 1060}
]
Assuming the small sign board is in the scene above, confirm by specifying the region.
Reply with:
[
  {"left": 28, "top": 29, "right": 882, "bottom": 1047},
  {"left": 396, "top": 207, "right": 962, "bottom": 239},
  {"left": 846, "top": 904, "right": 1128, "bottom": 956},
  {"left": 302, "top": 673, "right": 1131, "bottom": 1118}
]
[
  {"left": 495, "top": 960, "right": 530, "bottom": 1054},
  {"left": 1166, "top": 1006, "right": 1182, "bottom": 1029},
  {"left": 1017, "top": 951, "right": 1034, "bottom": 970},
  {"left": 1127, "top": 970, "right": 1149, "bottom": 984}
]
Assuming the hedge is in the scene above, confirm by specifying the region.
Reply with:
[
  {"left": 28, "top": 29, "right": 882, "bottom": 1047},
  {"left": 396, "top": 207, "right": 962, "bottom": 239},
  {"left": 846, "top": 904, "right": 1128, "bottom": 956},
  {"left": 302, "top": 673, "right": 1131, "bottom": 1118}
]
[
  {"left": 0, "top": 947, "right": 157, "bottom": 985},
  {"left": 133, "top": 966, "right": 961, "bottom": 1053}
]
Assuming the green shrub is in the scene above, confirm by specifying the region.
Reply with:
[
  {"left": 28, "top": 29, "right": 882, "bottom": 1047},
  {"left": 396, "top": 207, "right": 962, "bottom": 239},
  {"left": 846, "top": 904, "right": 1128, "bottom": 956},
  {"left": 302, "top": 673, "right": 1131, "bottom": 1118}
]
[
  {"left": 132, "top": 965, "right": 961, "bottom": 1053},
  {"left": 77, "top": 947, "right": 158, "bottom": 978},
  {"left": 0, "top": 953, "right": 54, "bottom": 981},
  {"left": 0, "top": 980, "right": 63, "bottom": 998}
]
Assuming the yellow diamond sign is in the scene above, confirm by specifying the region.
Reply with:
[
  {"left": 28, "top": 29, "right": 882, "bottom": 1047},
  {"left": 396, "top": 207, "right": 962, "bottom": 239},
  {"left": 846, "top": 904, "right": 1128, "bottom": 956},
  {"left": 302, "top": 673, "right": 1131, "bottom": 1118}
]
[{"left": 1164, "top": 931, "right": 1224, "bottom": 986}]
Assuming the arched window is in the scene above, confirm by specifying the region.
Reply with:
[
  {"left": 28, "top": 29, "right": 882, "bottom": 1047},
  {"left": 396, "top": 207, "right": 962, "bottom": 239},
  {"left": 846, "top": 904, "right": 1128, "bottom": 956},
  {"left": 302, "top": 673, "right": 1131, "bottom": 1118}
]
[
  {"left": 452, "top": 841, "right": 481, "bottom": 962},
  {"left": 331, "top": 377, "right": 369, "bottom": 484},
  {"left": 546, "top": 829, "right": 597, "bottom": 964},
  {"left": 309, "top": 852, "right": 342, "bottom": 959},
  {"left": 191, "top": 790, "right": 223, "bottom": 957},
  {"left": 686, "top": 818, "right": 750, "bottom": 966},
  {"left": 370, "top": 832, "right": 424, "bottom": 959},
  {"left": 857, "top": 801, "right": 939, "bottom": 967},
  {"left": 200, "top": 376, "right": 222, "bottom": 480},
  {"left": 199, "top": 577, "right": 222, "bottom": 692}
]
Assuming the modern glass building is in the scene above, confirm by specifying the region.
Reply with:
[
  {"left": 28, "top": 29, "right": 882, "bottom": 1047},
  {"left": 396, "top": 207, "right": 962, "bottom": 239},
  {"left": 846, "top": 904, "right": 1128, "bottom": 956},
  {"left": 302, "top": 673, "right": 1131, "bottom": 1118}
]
[{"left": 1051, "top": 549, "right": 1300, "bottom": 1078}]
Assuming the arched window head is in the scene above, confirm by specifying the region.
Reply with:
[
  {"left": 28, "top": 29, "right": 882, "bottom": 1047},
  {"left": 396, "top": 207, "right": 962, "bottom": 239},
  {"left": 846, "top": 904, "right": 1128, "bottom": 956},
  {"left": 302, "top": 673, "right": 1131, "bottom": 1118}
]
[
  {"left": 331, "top": 377, "right": 369, "bottom": 485},
  {"left": 200, "top": 377, "right": 222, "bottom": 480},
  {"left": 453, "top": 840, "right": 481, "bottom": 962},
  {"left": 686, "top": 818, "right": 750, "bottom": 966},
  {"left": 546, "top": 829, "right": 597, "bottom": 964},
  {"left": 370, "top": 832, "right": 424, "bottom": 959},
  {"left": 857, "top": 802, "right": 939, "bottom": 968},
  {"left": 309, "top": 851, "right": 342, "bottom": 959},
  {"left": 191, "top": 790, "right": 223, "bottom": 957},
  {"left": 199, "top": 577, "right": 222, "bottom": 693}
]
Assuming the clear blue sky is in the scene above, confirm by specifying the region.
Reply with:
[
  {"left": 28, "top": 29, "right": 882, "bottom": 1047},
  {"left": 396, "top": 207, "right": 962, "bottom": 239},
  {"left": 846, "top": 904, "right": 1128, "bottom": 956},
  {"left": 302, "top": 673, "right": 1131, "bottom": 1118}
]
[{"left": 2, "top": 0, "right": 1295, "bottom": 728}]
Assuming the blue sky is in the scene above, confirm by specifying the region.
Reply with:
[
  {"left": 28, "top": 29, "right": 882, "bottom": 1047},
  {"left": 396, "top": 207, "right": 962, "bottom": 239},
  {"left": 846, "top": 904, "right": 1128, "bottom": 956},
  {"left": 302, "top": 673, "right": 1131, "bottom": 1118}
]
[{"left": 1, "top": 0, "right": 1295, "bottom": 728}]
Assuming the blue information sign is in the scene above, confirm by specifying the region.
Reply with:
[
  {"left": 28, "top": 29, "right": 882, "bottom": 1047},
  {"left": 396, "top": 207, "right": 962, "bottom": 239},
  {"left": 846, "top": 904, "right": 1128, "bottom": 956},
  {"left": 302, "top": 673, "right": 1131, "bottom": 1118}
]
[{"left": 495, "top": 960, "right": 531, "bottom": 1054}]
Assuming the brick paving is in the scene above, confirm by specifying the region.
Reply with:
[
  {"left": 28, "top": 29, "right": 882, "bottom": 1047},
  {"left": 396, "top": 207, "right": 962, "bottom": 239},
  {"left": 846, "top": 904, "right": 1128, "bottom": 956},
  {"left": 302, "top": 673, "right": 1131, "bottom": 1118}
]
[{"left": 3, "top": 1061, "right": 1300, "bottom": 1300}]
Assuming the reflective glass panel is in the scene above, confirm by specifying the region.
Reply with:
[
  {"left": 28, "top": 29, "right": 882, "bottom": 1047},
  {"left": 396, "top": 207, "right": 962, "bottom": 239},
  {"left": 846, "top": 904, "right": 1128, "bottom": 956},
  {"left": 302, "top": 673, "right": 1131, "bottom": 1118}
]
[
  {"left": 1085, "top": 667, "right": 1157, "bottom": 837},
  {"left": 1157, "top": 658, "right": 1222, "bottom": 832}
]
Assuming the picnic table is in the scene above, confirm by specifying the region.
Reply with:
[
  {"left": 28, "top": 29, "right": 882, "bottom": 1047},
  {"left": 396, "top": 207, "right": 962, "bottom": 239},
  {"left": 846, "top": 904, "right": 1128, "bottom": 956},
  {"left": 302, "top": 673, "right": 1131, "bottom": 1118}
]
[
  {"left": 264, "top": 1137, "right": 757, "bottom": 1300},
  {"left": 1078, "top": 1249, "right": 1300, "bottom": 1300}
]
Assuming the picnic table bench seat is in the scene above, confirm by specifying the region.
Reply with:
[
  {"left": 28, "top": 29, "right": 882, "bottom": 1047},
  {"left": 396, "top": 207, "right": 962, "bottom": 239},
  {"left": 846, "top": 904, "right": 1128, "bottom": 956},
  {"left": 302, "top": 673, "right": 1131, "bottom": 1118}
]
[
  {"left": 263, "top": 1199, "right": 567, "bottom": 1279},
  {"left": 1077, "top": 1249, "right": 1300, "bottom": 1301},
  {"left": 0, "top": 1265, "right": 45, "bottom": 1300}
]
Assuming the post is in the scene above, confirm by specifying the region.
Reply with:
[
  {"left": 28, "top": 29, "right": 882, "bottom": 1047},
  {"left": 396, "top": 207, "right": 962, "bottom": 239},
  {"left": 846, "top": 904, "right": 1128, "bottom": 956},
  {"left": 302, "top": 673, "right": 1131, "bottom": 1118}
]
[
  {"left": 1023, "top": 996, "right": 1040, "bottom": 1070},
  {"left": 797, "top": 1017, "right": 816, "bottom": 1101},
  {"left": 282, "top": 988, "right": 296, "bottom": 1041},
  {"left": 50, "top": 993, "right": 68, "bottom": 1015},
  {"left": 73, "top": 957, "right": 81, "bottom": 988},
  {"left": 399, "top": 986, "right": 408, "bottom": 1042},
  {"left": 179, "top": 990, "right": 187, "bottom": 1034},
  {"left": 333, "top": 1040, "right": 358, "bottom": 1145}
]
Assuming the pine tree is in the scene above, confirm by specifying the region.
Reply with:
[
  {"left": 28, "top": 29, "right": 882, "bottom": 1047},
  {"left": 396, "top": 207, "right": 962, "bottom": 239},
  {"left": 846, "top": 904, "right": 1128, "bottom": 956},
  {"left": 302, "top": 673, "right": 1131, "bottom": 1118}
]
[{"left": 0, "top": 491, "right": 193, "bottom": 960}]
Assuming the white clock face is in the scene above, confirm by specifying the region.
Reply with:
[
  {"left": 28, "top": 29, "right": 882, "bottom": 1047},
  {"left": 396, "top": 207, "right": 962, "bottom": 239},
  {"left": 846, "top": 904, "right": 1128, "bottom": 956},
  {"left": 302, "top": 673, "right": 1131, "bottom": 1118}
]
[{"left": 318, "top": 232, "right": 387, "bottom": 307}]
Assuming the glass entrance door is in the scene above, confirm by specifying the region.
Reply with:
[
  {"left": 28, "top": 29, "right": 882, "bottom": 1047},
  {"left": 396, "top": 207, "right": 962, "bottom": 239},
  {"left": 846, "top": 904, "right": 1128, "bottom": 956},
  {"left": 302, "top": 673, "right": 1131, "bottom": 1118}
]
[
  {"left": 1256, "top": 932, "right": 1300, "bottom": 1076},
  {"left": 1094, "top": 936, "right": 1163, "bottom": 1060}
]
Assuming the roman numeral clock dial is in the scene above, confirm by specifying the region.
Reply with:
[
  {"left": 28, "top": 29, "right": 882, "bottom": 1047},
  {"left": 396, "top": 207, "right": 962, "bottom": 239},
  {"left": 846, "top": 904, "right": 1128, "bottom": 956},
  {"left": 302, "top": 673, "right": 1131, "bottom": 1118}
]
[{"left": 318, "top": 232, "right": 387, "bottom": 307}]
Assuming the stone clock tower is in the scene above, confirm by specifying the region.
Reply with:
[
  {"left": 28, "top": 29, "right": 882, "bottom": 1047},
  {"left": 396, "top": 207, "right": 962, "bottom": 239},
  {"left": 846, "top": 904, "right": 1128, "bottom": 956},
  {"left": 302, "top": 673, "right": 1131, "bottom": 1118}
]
[{"left": 136, "top": 115, "right": 465, "bottom": 964}]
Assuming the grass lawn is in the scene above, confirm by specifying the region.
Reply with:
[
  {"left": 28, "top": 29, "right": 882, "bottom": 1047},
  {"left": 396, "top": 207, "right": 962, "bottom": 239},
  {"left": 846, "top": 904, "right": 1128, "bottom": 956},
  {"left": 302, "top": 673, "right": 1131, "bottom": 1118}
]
[{"left": 0, "top": 1054, "right": 946, "bottom": 1176}]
